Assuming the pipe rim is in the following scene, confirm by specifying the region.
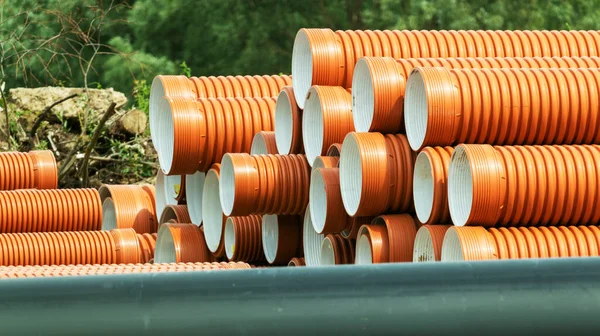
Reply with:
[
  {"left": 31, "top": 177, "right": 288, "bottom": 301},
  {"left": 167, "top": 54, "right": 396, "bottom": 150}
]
[
  {"left": 262, "top": 215, "right": 279, "bottom": 264},
  {"left": 154, "top": 225, "right": 176, "bottom": 263},
  {"left": 186, "top": 171, "right": 205, "bottom": 226},
  {"left": 309, "top": 168, "right": 328, "bottom": 233},
  {"left": 164, "top": 174, "right": 182, "bottom": 204},
  {"left": 355, "top": 233, "right": 373, "bottom": 265},
  {"left": 155, "top": 170, "right": 174, "bottom": 220},
  {"left": 319, "top": 236, "right": 335, "bottom": 266},
  {"left": 219, "top": 154, "right": 235, "bottom": 216},
  {"left": 291, "top": 30, "right": 312, "bottom": 109},
  {"left": 339, "top": 134, "right": 362, "bottom": 216},
  {"left": 149, "top": 76, "right": 165, "bottom": 152},
  {"left": 275, "top": 90, "right": 294, "bottom": 155},
  {"left": 404, "top": 70, "right": 428, "bottom": 151},
  {"left": 101, "top": 197, "right": 117, "bottom": 230},
  {"left": 302, "top": 87, "right": 324, "bottom": 166},
  {"left": 447, "top": 146, "right": 473, "bottom": 227},
  {"left": 352, "top": 58, "right": 376, "bottom": 133},
  {"left": 202, "top": 169, "right": 222, "bottom": 252},
  {"left": 413, "top": 151, "right": 435, "bottom": 224},
  {"left": 441, "top": 227, "right": 464, "bottom": 261},
  {"left": 224, "top": 218, "right": 235, "bottom": 259},
  {"left": 157, "top": 97, "right": 175, "bottom": 173},
  {"left": 250, "top": 132, "right": 269, "bottom": 155},
  {"left": 303, "top": 205, "right": 323, "bottom": 266},
  {"left": 413, "top": 226, "right": 435, "bottom": 262}
]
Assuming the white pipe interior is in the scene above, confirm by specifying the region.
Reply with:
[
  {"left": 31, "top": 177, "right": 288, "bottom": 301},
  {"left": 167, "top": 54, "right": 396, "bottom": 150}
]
[
  {"left": 447, "top": 146, "right": 473, "bottom": 227},
  {"left": 187, "top": 171, "right": 206, "bottom": 226},
  {"left": 275, "top": 90, "right": 294, "bottom": 155},
  {"left": 319, "top": 236, "right": 336, "bottom": 266},
  {"left": 413, "top": 226, "right": 435, "bottom": 262},
  {"left": 352, "top": 58, "right": 376, "bottom": 133},
  {"left": 309, "top": 168, "right": 328, "bottom": 233},
  {"left": 339, "top": 134, "right": 362, "bottom": 216},
  {"left": 202, "top": 169, "right": 223, "bottom": 252},
  {"left": 157, "top": 97, "right": 175, "bottom": 174},
  {"left": 413, "top": 151, "right": 435, "bottom": 224},
  {"left": 441, "top": 228, "right": 464, "bottom": 261},
  {"left": 101, "top": 197, "right": 117, "bottom": 230},
  {"left": 250, "top": 133, "right": 269, "bottom": 155},
  {"left": 291, "top": 30, "right": 313, "bottom": 109},
  {"left": 302, "top": 89, "right": 324, "bottom": 167},
  {"left": 219, "top": 154, "right": 236, "bottom": 216},
  {"left": 303, "top": 206, "right": 324, "bottom": 266},
  {"left": 355, "top": 234, "right": 373, "bottom": 265},
  {"left": 154, "top": 225, "right": 177, "bottom": 263},
  {"left": 262, "top": 214, "right": 279, "bottom": 264},
  {"left": 224, "top": 218, "right": 236, "bottom": 260},
  {"left": 404, "top": 70, "right": 429, "bottom": 151},
  {"left": 155, "top": 170, "right": 172, "bottom": 220},
  {"left": 149, "top": 76, "right": 165, "bottom": 153},
  {"left": 164, "top": 174, "right": 182, "bottom": 203}
]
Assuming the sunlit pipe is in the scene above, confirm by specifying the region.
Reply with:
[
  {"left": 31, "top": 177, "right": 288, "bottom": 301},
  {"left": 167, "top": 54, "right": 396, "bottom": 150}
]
[
  {"left": 224, "top": 215, "right": 265, "bottom": 262},
  {"left": 302, "top": 204, "right": 324, "bottom": 267},
  {"left": 202, "top": 164, "right": 226, "bottom": 255},
  {"left": 154, "top": 223, "right": 214, "bottom": 263},
  {"left": 413, "top": 224, "right": 451, "bottom": 262},
  {"left": 155, "top": 170, "right": 178, "bottom": 220},
  {"left": 413, "top": 146, "right": 453, "bottom": 225},
  {"left": 185, "top": 171, "right": 205, "bottom": 226},
  {"left": 159, "top": 205, "right": 191, "bottom": 225},
  {"left": 250, "top": 131, "right": 278, "bottom": 155},
  {"left": 99, "top": 184, "right": 157, "bottom": 233},
  {"left": 275, "top": 86, "right": 304, "bottom": 154}
]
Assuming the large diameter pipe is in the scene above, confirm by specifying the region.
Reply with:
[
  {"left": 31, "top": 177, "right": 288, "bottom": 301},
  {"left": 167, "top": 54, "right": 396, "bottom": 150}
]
[{"left": 4, "top": 258, "right": 600, "bottom": 334}]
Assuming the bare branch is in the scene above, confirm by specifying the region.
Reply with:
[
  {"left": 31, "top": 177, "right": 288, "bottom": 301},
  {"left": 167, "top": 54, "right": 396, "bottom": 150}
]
[{"left": 79, "top": 102, "right": 117, "bottom": 187}]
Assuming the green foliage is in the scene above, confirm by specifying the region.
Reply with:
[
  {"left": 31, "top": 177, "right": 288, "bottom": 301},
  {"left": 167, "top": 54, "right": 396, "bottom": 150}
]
[
  {"left": 34, "top": 139, "right": 49, "bottom": 150},
  {"left": 179, "top": 61, "right": 192, "bottom": 78},
  {"left": 133, "top": 79, "right": 150, "bottom": 114}
]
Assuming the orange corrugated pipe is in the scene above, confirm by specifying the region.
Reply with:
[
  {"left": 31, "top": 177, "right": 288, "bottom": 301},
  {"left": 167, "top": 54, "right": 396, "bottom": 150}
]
[
  {"left": 0, "top": 150, "right": 57, "bottom": 190},
  {"left": 326, "top": 143, "right": 342, "bottom": 157},
  {"left": 154, "top": 223, "right": 215, "bottom": 263},
  {"left": 262, "top": 214, "right": 303, "bottom": 265},
  {"left": 0, "top": 188, "right": 101, "bottom": 233},
  {"left": 159, "top": 204, "right": 192, "bottom": 225},
  {"left": 353, "top": 56, "right": 600, "bottom": 133},
  {"left": 99, "top": 184, "right": 157, "bottom": 233},
  {"left": 137, "top": 233, "right": 157, "bottom": 263},
  {"left": 155, "top": 96, "right": 276, "bottom": 175},
  {"left": 302, "top": 86, "right": 353, "bottom": 166},
  {"left": 219, "top": 153, "right": 309, "bottom": 216},
  {"left": 202, "top": 163, "right": 227, "bottom": 257},
  {"left": 339, "top": 132, "right": 415, "bottom": 216},
  {"left": 413, "top": 146, "right": 454, "bottom": 225},
  {"left": 0, "top": 228, "right": 140, "bottom": 266},
  {"left": 224, "top": 215, "right": 265, "bottom": 262},
  {"left": 292, "top": 29, "right": 600, "bottom": 108},
  {"left": 0, "top": 262, "right": 251, "bottom": 278},
  {"left": 275, "top": 86, "right": 304, "bottom": 155},
  {"left": 413, "top": 225, "right": 452, "bottom": 262},
  {"left": 355, "top": 224, "right": 389, "bottom": 264},
  {"left": 405, "top": 67, "right": 600, "bottom": 151},
  {"left": 341, "top": 217, "right": 374, "bottom": 240},
  {"left": 250, "top": 131, "right": 279, "bottom": 155},
  {"left": 355, "top": 214, "right": 418, "bottom": 264},
  {"left": 448, "top": 144, "right": 600, "bottom": 228},
  {"left": 442, "top": 225, "right": 600, "bottom": 261},
  {"left": 288, "top": 257, "right": 306, "bottom": 266},
  {"left": 320, "top": 234, "right": 354, "bottom": 265}
]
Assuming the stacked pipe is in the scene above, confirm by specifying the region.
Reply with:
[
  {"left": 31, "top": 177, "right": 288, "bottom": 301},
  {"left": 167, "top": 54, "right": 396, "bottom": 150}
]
[{"left": 0, "top": 150, "right": 58, "bottom": 190}]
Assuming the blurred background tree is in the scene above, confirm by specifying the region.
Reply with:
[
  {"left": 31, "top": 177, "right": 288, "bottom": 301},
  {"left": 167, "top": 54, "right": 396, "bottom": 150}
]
[{"left": 2, "top": 0, "right": 599, "bottom": 99}]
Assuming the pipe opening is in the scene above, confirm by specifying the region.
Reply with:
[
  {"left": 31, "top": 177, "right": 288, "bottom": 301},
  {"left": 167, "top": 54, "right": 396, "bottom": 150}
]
[
  {"left": 155, "top": 171, "right": 175, "bottom": 220},
  {"left": 309, "top": 169, "right": 328, "bottom": 233},
  {"left": 202, "top": 169, "right": 222, "bottom": 252},
  {"left": 154, "top": 226, "right": 176, "bottom": 263},
  {"left": 340, "top": 134, "right": 362, "bottom": 216},
  {"left": 219, "top": 154, "right": 236, "bottom": 216},
  {"left": 149, "top": 76, "right": 165, "bottom": 151},
  {"left": 352, "top": 58, "right": 376, "bottom": 133},
  {"left": 303, "top": 206, "right": 323, "bottom": 266},
  {"left": 224, "top": 218, "right": 236, "bottom": 260},
  {"left": 262, "top": 215, "right": 279, "bottom": 264},
  {"left": 291, "top": 30, "right": 312, "bottom": 109},
  {"left": 404, "top": 70, "right": 428, "bottom": 151},
  {"left": 441, "top": 228, "right": 464, "bottom": 261},
  {"left": 275, "top": 90, "right": 294, "bottom": 155},
  {"left": 355, "top": 233, "right": 373, "bottom": 265},
  {"left": 302, "top": 89, "right": 324, "bottom": 166},
  {"left": 187, "top": 171, "right": 206, "bottom": 225},
  {"left": 101, "top": 197, "right": 117, "bottom": 230},
  {"left": 413, "top": 226, "right": 435, "bottom": 262},
  {"left": 164, "top": 174, "right": 182, "bottom": 203},
  {"left": 250, "top": 133, "right": 269, "bottom": 155},
  {"left": 413, "top": 152, "right": 435, "bottom": 224},
  {"left": 319, "top": 236, "right": 335, "bottom": 266},
  {"left": 447, "top": 146, "right": 473, "bottom": 227},
  {"left": 157, "top": 98, "right": 175, "bottom": 173}
]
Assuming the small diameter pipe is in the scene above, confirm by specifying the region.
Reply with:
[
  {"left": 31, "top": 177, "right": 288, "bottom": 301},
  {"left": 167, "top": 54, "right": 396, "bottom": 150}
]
[
  {"left": 155, "top": 170, "right": 177, "bottom": 220},
  {"left": 448, "top": 144, "right": 600, "bottom": 227},
  {"left": 29, "top": 150, "right": 58, "bottom": 189},
  {"left": 154, "top": 223, "right": 214, "bottom": 263},
  {"left": 262, "top": 215, "right": 303, "bottom": 265},
  {"left": 250, "top": 131, "right": 278, "bottom": 155},
  {"left": 99, "top": 184, "right": 157, "bottom": 233},
  {"left": 220, "top": 153, "right": 309, "bottom": 216},
  {"left": 340, "top": 132, "right": 414, "bottom": 216},
  {"left": 185, "top": 170, "right": 205, "bottom": 225},
  {"left": 355, "top": 225, "right": 389, "bottom": 264},
  {"left": 355, "top": 214, "right": 418, "bottom": 264},
  {"left": 0, "top": 150, "right": 60, "bottom": 191},
  {"left": 275, "top": 86, "right": 304, "bottom": 154},
  {"left": 202, "top": 164, "right": 226, "bottom": 256},
  {"left": 288, "top": 257, "right": 306, "bottom": 266},
  {"left": 319, "top": 234, "right": 354, "bottom": 265},
  {"left": 442, "top": 225, "right": 600, "bottom": 261},
  {"left": 303, "top": 204, "right": 324, "bottom": 266},
  {"left": 159, "top": 205, "right": 191, "bottom": 225},
  {"left": 413, "top": 225, "right": 452, "bottom": 262},
  {"left": 302, "top": 86, "right": 353, "bottom": 166},
  {"left": 224, "top": 215, "right": 265, "bottom": 262},
  {"left": 413, "top": 146, "right": 454, "bottom": 225}
]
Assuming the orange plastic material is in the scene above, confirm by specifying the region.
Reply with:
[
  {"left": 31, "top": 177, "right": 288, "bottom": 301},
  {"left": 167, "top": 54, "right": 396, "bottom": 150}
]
[
  {"left": 136, "top": 233, "right": 157, "bottom": 263},
  {"left": 220, "top": 153, "right": 310, "bottom": 216},
  {"left": 0, "top": 262, "right": 252, "bottom": 278},
  {"left": 0, "top": 228, "right": 140, "bottom": 266},
  {"left": 155, "top": 223, "right": 215, "bottom": 263},
  {"left": 339, "top": 132, "right": 415, "bottom": 216},
  {"left": 413, "top": 146, "right": 454, "bottom": 225},
  {"left": 274, "top": 86, "right": 304, "bottom": 154},
  {"left": 225, "top": 215, "right": 265, "bottom": 262},
  {"left": 413, "top": 224, "right": 451, "bottom": 262},
  {"left": 448, "top": 144, "right": 600, "bottom": 228},
  {"left": 302, "top": 86, "right": 353, "bottom": 166},
  {"left": 262, "top": 215, "right": 303, "bottom": 265},
  {"left": 356, "top": 224, "right": 389, "bottom": 263},
  {"left": 325, "top": 143, "right": 342, "bottom": 157},
  {"left": 405, "top": 67, "right": 600, "bottom": 150},
  {"left": 341, "top": 216, "right": 374, "bottom": 240},
  {"left": 99, "top": 184, "right": 157, "bottom": 233},
  {"left": 250, "top": 131, "right": 279, "bottom": 155},
  {"left": 372, "top": 214, "right": 418, "bottom": 262},
  {"left": 190, "top": 75, "right": 291, "bottom": 98},
  {"left": 158, "top": 96, "right": 277, "bottom": 174},
  {"left": 312, "top": 156, "right": 339, "bottom": 171},
  {"left": 0, "top": 188, "right": 101, "bottom": 233},
  {"left": 355, "top": 56, "right": 600, "bottom": 133},
  {"left": 159, "top": 205, "right": 192, "bottom": 225},
  {"left": 292, "top": 28, "right": 600, "bottom": 107},
  {"left": 0, "top": 150, "right": 57, "bottom": 190},
  {"left": 321, "top": 234, "right": 354, "bottom": 265},
  {"left": 444, "top": 225, "right": 600, "bottom": 261},
  {"left": 288, "top": 257, "right": 306, "bottom": 266}
]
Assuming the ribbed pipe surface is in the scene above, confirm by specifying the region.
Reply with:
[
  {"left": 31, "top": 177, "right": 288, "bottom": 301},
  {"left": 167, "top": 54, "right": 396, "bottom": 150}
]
[
  {"left": 99, "top": 184, "right": 156, "bottom": 233},
  {"left": 354, "top": 56, "right": 600, "bottom": 133},
  {"left": 355, "top": 224, "right": 389, "bottom": 264},
  {"left": 0, "top": 188, "right": 101, "bottom": 233},
  {"left": 159, "top": 205, "right": 192, "bottom": 225},
  {"left": 136, "top": 233, "right": 157, "bottom": 263},
  {"left": 303, "top": 204, "right": 324, "bottom": 266},
  {"left": 413, "top": 146, "right": 454, "bottom": 225},
  {"left": 442, "top": 225, "right": 600, "bottom": 261},
  {"left": 302, "top": 86, "right": 353, "bottom": 166},
  {"left": 340, "top": 132, "right": 414, "bottom": 216},
  {"left": 250, "top": 131, "right": 278, "bottom": 155},
  {"left": 413, "top": 224, "right": 452, "bottom": 262},
  {"left": 29, "top": 150, "right": 58, "bottom": 189},
  {"left": 224, "top": 215, "right": 265, "bottom": 262},
  {"left": 373, "top": 214, "right": 418, "bottom": 263},
  {"left": 320, "top": 234, "right": 354, "bottom": 265},
  {"left": 220, "top": 153, "right": 309, "bottom": 216},
  {"left": 448, "top": 144, "right": 600, "bottom": 228},
  {"left": 262, "top": 215, "right": 303, "bottom": 265},
  {"left": 275, "top": 86, "right": 304, "bottom": 154},
  {"left": 0, "top": 150, "right": 57, "bottom": 191},
  {"left": 405, "top": 67, "right": 600, "bottom": 150},
  {"left": 292, "top": 28, "right": 600, "bottom": 107},
  {"left": 154, "top": 223, "right": 214, "bottom": 263},
  {"left": 288, "top": 257, "right": 306, "bottom": 266}
]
